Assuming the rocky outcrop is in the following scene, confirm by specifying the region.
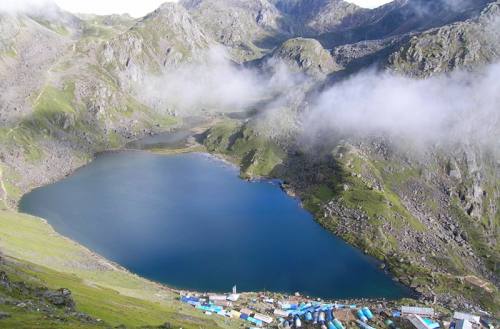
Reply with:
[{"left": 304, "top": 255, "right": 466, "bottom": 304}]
[
  {"left": 1, "top": 271, "right": 75, "bottom": 309},
  {"left": 331, "top": 36, "right": 406, "bottom": 70},
  {"left": 0, "top": 268, "right": 101, "bottom": 325},
  {"left": 270, "top": 37, "right": 340, "bottom": 76},
  {"left": 41, "top": 288, "right": 75, "bottom": 308}
]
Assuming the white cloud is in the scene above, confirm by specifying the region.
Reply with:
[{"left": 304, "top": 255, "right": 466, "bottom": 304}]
[
  {"left": 54, "top": 0, "right": 177, "bottom": 17},
  {"left": 54, "top": 0, "right": 395, "bottom": 14},
  {"left": 0, "top": 0, "right": 177, "bottom": 17},
  {"left": 301, "top": 63, "right": 500, "bottom": 149},
  {"left": 138, "top": 47, "right": 266, "bottom": 114},
  {"left": 345, "top": 0, "right": 394, "bottom": 8},
  {"left": 1, "top": 0, "right": 395, "bottom": 17},
  {"left": 136, "top": 47, "right": 308, "bottom": 116},
  {"left": 0, "top": 0, "right": 51, "bottom": 13}
]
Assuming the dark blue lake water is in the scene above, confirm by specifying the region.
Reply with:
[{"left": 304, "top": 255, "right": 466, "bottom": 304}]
[{"left": 19, "top": 151, "right": 410, "bottom": 299}]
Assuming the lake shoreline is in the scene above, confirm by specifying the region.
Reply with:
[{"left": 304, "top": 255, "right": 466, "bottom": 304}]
[
  {"left": 101, "top": 121, "right": 421, "bottom": 296},
  {"left": 21, "top": 150, "right": 411, "bottom": 299}
]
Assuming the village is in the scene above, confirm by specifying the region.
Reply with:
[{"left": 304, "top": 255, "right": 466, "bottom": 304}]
[{"left": 178, "top": 287, "right": 496, "bottom": 329}]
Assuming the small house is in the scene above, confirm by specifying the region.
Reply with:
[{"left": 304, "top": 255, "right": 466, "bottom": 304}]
[
  {"left": 453, "top": 312, "right": 480, "bottom": 325},
  {"left": 402, "top": 306, "right": 435, "bottom": 318},
  {"left": 408, "top": 315, "right": 432, "bottom": 329},
  {"left": 254, "top": 313, "right": 273, "bottom": 324}
]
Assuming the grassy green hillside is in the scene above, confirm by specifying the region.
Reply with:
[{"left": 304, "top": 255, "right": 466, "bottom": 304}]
[
  {"left": 0, "top": 210, "right": 235, "bottom": 328},
  {"left": 203, "top": 120, "right": 285, "bottom": 178}
]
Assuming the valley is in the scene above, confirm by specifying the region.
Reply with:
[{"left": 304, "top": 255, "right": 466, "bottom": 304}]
[{"left": 0, "top": 0, "right": 499, "bottom": 327}]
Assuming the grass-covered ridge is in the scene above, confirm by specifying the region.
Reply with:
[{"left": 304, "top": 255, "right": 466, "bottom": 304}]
[{"left": 203, "top": 120, "right": 285, "bottom": 178}]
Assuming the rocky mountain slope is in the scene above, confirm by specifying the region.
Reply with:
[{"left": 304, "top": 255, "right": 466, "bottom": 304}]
[
  {"left": 100, "top": 3, "right": 213, "bottom": 86},
  {"left": 325, "top": 0, "right": 500, "bottom": 76},
  {"left": 387, "top": 0, "right": 500, "bottom": 76},
  {"left": 270, "top": 0, "right": 365, "bottom": 34},
  {"left": 0, "top": 0, "right": 499, "bottom": 325},
  {"left": 318, "top": 0, "right": 494, "bottom": 46},
  {"left": 269, "top": 37, "right": 340, "bottom": 76},
  {"left": 0, "top": 6, "right": 184, "bottom": 206},
  {"left": 179, "top": 0, "right": 286, "bottom": 60},
  {"left": 179, "top": 0, "right": 368, "bottom": 60}
]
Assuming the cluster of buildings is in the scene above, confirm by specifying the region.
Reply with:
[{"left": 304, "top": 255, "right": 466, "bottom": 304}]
[
  {"left": 391, "top": 307, "right": 493, "bottom": 329},
  {"left": 180, "top": 290, "right": 274, "bottom": 327},
  {"left": 178, "top": 290, "right": 495, "bottom": 329}
]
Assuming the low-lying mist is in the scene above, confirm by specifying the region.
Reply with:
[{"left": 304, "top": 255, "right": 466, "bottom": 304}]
[
  {"left": 302, "top": 63, "right": 500, "bottom": 152},
  {"left": 0, "top": 0, "right": 56, "bottom": 15},
  {"left": 137, "top": 47, "right": 309, "bottom": 116}
]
